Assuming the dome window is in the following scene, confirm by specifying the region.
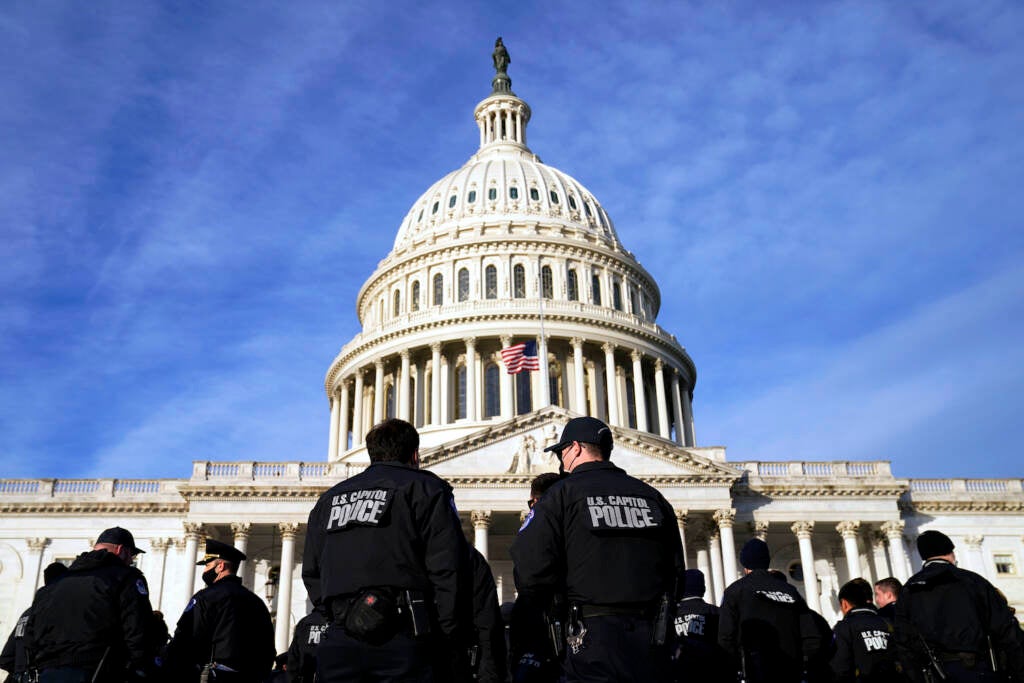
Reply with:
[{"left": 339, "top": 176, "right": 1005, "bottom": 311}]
[
  {"left": 612, "top": 282, "right": 623, "bottom": 311},
  {"left": 458, "top": 268, "right": 470, "bottom": 302},
  {"left": 468, "top": 190, "right": 477, "bottom": 203},
  {"left": 433, "top": 273, "right": 444, "bottom": 306},
  {"left": 591, "top": 272, "right": 602, "bottom": 305},
  {"left": 509, "top": 187, "right": 519, "bottom": 200},
  {"left": 513, "top": 265, "right": 526, "bottom": 299},
  {"left": 448, "top": 195, "right": 457, "bottom": 209},
  {"left": 568, "top": 195, "right": 577, "bottom": 210},
  {"left": 530, "top": 188, "right": 540, "bottom": 201},
  {"left": 567, "top": 269, "right": 579, "bottom": 302},
  {"left": 484, "top": 364, "right": 500, "bottom": 418},
  {"left": 393, "top": 290, "right": 401, "bottom": 317},
  {"left": 485, "top": 265, "right": 498, "bottom": 299},
  {"left": 456, "top": 365, "right": 467, "bottom": 420},
  {"left": 417, "top": 209, "right": 423, "bottom": 222},
  {"left": 411, "top": 281, "right": 421, "bottom": 312},
  {"left": 549, "top": 191, "right": 559, "bottom": 204},
  {"left": 431, "top": 201, "right": 439, "bottom": 215},
  {"left": 541, "top": 266, "right": 553, "bottom": 299},
  {"left": 584, "top": 202, "right": 592, "bottom": 217},
  {"left": 488, "top": 188, "right": 497, "bottom": 201}
]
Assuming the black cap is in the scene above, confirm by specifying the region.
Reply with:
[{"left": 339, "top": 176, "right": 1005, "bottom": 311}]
[
  {"left": 682, "top": 569, "right": 706, "bottom": 598},
  {"left": 739, "top": 538, "right": 771, "bottom": 570},
  {"left": 543, "top": 417, "right": 613, "bottom": 455},
  {"left": 96, "top": 526, "right": 145, "bottom": 555},
  {"left": 916, "top": 530, "right": 955, "bottom": 560},
  {"left": 43, "top": 562, "right": 69, "bottom": 585},
  {"left": 196, "top": 538, "right": 246, "bottom": 566}
]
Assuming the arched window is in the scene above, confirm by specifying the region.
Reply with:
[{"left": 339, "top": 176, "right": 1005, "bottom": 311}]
[
  {"left": 456, "top": 365, "right": 467, "bottom": 420},
  {"left": 393, "top": 290, "right": 401, "bottom": 317},
  {"left": 513, "top": 265, "right": 526, "bottom": 298},
  {"left": 567, "top": 269, "right": 579, "bottom": 301},
  {"left": 385, "top": 384, "right": 396, "bottom": 420},
  {"left": 458, "top": 268, "right": 470, "bottom": 302},
  {"left": 629, "top": 288, "right": 639, "bottom": 316},
  {"left": 484, "top": 364, "right": 500, "bottom": 417},
  {"left": 591, "top": 272, "right": 602, "bottom": 305},
  {"left": 612, "top": 281, "right": 623, "bottom": 311},
  {"left": 530, "top": 187, "right": 540, "bottom": 201},
  {"left": 485, "top": 265, "right": 498, "bottom": 299},
  {"left": 548, "top": 361, "right": 562, "bottom": 407},
  {"left": 509, "top": 187, "right": 519, "bottom": 200},
  {"left": 448, "top": 195, "right": 457, "bottom": 208},
  {"left": 411, "top": 281, "right": 420, "bottom": 312},
  {"left": 515, "top": 373, "right": 532, "bottom": 415},
  {"left": 468, "top": 190, "right": 477, "bottom": 203},
  {"left": 433, "top": 273, "right": 443, "bottom": 306},
  {"left": 541, "top": 265, "right": 553, "bottom": 299}
]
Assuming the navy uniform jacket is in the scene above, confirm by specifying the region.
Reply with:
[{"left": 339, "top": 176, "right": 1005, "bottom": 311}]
[
  {"left": 164, "top": 575, "right": 274, "bottom": 681},
  {"left": 510, "top": 460, "right": 683, "bottom": 607},
  {"left": 0, "top": 608, "right": 30, "bottom": 677},
  {"left": 830, "top": 607, "right": 901, "bottom": 682},
  {"left": 470, "top": 548, "right": 509, "bottom": 683},
  {"left": 673, "top": 597, "right": 731, "bottom": 679},
  {"left": 894, "top": 559, "right": 1024, "bottom": 679},
  {"left": 301, "top": 460, "right": 471, "bottom": 639},
  {"left": 286, "top": 610, "right": 327, "bottom": 683}
]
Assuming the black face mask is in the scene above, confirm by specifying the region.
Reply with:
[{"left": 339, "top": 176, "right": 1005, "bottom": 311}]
[{"left": 202, "top": 568, "right": 218, "bottom": 586}]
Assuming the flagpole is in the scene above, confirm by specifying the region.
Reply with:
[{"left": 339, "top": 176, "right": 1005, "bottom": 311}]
[{"left": 537, "top": 260, "right": 549, "bottom": 407}]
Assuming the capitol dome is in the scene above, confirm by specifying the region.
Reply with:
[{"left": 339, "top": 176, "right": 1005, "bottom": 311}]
[{"left": 324, "top": 48, "right": 698, "bottom": 459}]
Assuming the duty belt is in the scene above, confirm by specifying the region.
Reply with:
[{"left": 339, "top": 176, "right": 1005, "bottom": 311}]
[{"left": 577, "top": 603, "right": 651, "bottom": 619}]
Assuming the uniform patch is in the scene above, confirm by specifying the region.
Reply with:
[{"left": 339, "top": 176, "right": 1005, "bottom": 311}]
[
  {"left": 754, "top": 589, "right": 796, "bottom": 604},
  {"left": 583, "top": 495, "right": 663, "bottom": 530},
  {"left": 860, "top": 629, "right": 890, "bottom": 651},
  {"left": 184, "top": 597, "right": 196, "bottom": 613},
  {"left": 675, "top": 613, "right": 706, "bottom": 637},
  {"left": 326, "top": 488, "right": 394, "bottom": 531},
  {"left": 136, "top": 579, "right": 148, "bottom": 596},
  {"left": 307, "top": 623, "right": 328, "bottom": 646},
  {"left": 519, "top": 508, "right": 535, "bottom": 532}
]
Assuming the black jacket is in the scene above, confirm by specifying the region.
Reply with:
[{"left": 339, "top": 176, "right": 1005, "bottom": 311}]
[
  {"left": 286, "top": 609, "right": 327, "bottom": 683},
  {"left": 509, "top": 461, "right": 683, "bottom": 607},
  {"left": 718, "top": 569, "right": 830, "bottom": 683},
  {"left": 302, "top": 460, "right": 471, "bottom": 638},
  {"left": 471, "top": 548, "right": 509, "bottom": 683},
  {"left": 164, "top": 575, "right": 275, "bottom": 681},
  {"left": 830, "top": 607, "right": 901, "bottom": 682},
  {"left": 0, "top": 608, "right": 30, "bottom": 676},
  {"left": 894, "top": 559, "right": 1024, "bottom": 681},
  {"left": 25, "top": 550, "right": 154, "bottom": 674},
  {"left": 673, "top": 596, "right": 731, "bottom": 680}
]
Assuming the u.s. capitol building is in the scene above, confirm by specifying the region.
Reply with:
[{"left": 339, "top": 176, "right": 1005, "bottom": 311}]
[{"left": 1, "top": 50, "right": 1021, "bottom": 660}]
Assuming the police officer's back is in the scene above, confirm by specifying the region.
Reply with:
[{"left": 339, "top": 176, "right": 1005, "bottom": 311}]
[
  {"left": 286, "top": 608, "right": 327, "bottom": 683},
  {"left": 673, "top": 569, "right": 731, "bottom": 682},
  {"left": 510, "top": 417, "right": 684, "bottom": 683},
  {"left": 894, "top": 530, "right": 1024, "bottom": 683},
  {"left": 470, "top": 547, "right": 509, "bottom": 683},
  {"left": 831, "top": 578, "right": 901, "bottom": 683},
  {"left": 719, "top": 538, "right": 825, "bottom": 683},
  {"left": 25, "top": 527, "right": 156, "bottom": 683},
  {"left": 302, "top": 418, "right": 471, "bottom": 682},
  {"left": 164, "top": 539, "right": 275, "bottom": 682},
  {"left": 1, "top": 562, "right": 68, "bottom": 682}
]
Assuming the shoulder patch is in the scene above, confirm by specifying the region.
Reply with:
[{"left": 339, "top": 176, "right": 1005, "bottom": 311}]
[
  {"left": 184, "top": 597, "right": 196, "bottom": 613},
  {"left": 326, "top": 488, "right": 394, "bottom": 531},
  {"left": 136, "top": 578, "right": 148, "bottom": 596},
  {"left": 518, "top": 508, "right": 535, "bottom": 532}
]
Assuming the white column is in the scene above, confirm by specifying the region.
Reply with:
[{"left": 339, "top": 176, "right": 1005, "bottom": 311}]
[
  {"left": 430, "top": 343, "right": 442, "bottom": 425},
  {"left": 837, "top": 521, "right": 863, "bottom": 580},
  {"left": 709, "top": 530, "right": 726, "bottom": 605},
  {"left": 373, "top": 360, "right": 385, "bottom": 424},
  {"left": 231, "top": 523, "right": 251, "bottom": 588},
  {"left": 352, "top": 371, "right": 365, "bottom": 445},
  {"left": 537, "top": 334, "right": 550, "bottom": 408},
  {"left": 499, "top": 336, "right": 513, "bottom": 418},
  {"left": 148, "top": 538, "right": 172, "bottom": 610},
  {"left": 671, "top": 370, "right": 685, "bottom": 445},
  {"left": 696, "top": 544, "right": 713, "bottom": 603},
  {"left": 440, "top": 356, "right": 450, "bottom": 424},
  {"left": 398, "top": 351, "right": 411, "bottom": 421},
  {"left": 792, "top": 521, "right": 820, "bottom": 613},
  {"left": 654, "top": 360, "right": 670, "bottom": 438},
  {"left": 182, "top": 523, "right": 204, "bottom": 601},
  {"left": 571, "top": 338, "right": 586, "bottom": 414},
  {"left": 870, "top": 530, "right": 891, "bottom": 582},
  {"left": 963, "top": 536, "right": 987, "bottom": 578},
  {"left": 516, "top": 108, "right": 523, "bottom": 142},
  {"left": 603, "top": 343, "right": 619, "bottom": 426},
  {"left": 675, "top": 510, "right": 688, "bottom": 565},
  {"left": 338, "top": 381, "right": 350, "bottom": 454},
  {"left": 327, "top": 391, "right": 340, "bottom": 460},
  {"left": 630, "top": 351, "right": 648, "bottom": 432},
  {"left": 275, "top": 523, "right": 299, "bottom": 654},
  {"left": 682, "top": 385, "right": 696, "bottom": 446},
  {"left": 882, "top": 520, "right": 910, "bottom": 582},
  {"left": 715, "top": 509, "right": 738, "bottom": 587},
  {"left": 465, "top": 338, "right": 478, "bottom": 420},
  {"left": 472, "top": 511, "right": 492, "bottom": 561},
  {"left": 26, "top": 537, "right": 49, "bottom": 591},
  {"left": 587, "top": 362, "right": 601, "bottom": 420}
]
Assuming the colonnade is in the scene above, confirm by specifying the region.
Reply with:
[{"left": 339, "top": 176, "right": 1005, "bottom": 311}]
[{"left": 327, "top": 336, "right": 696, "bottom": 458}]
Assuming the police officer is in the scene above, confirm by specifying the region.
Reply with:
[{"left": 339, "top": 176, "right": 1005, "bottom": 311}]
[
  {"left": 164, "top": 538, "right": 275, "bottom": 682},
  {"left": 510, "top": 416, "right": 684, "bottom": 683},
  {"left": 25, "top": 526, "right": 156, "bottom": 683},
  {"left": 894, "top": 530, "right": 1024, "bottom": 683},
  {"left": 719, "top": 538, "right": 831, "bottom": 683},
  {"left": 469, "top": 547, "right": 509, "bottom": 683},
  {"left": 672, "top": 569, "right": 730, "bottom": 682},
  {"left": 1, "top": 563, "right": 68, "bottom": 682},
  {"left": 873, "top": 577, "right": 901, "bottom": 625},
  {"left": 831, "top": 578, "right": 901, "bottom": 682},
  {"left": 286, "top": 607, "right": 327, "bottom": 683},
  {"left": 302, "top": 418, "right": 472, "bottom": 682}
]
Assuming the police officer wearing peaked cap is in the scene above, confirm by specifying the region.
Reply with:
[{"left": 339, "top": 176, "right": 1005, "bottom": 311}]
[
  {"left": 163, "top": 538, "right": 275, "bottom": 682},
  {"left": 894, "top": 530, "right": 1024, "bottom": 683},
  {"left": 302, "top": 418, "right": 474, "bottom": 682},
  {"left": 510, "top": 416, "right": 685, "bottom": 683}
]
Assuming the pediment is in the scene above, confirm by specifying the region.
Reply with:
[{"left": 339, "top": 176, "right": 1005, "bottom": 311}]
[{"left": 421, "top": 406, "right": 742, "bottom": 483}]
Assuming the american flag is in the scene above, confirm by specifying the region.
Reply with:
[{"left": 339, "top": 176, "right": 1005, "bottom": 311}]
[{"left": 501, "top": 340, "right": 541, "bottom": 374}]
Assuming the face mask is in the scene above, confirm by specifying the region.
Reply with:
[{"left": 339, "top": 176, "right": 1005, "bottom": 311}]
[{"left": 202, "top": 567, "right": 218, "bottom": 586}]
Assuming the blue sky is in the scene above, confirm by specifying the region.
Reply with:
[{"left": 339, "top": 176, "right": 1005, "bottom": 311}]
[{"left": 1, "top": 1, "right": 1022, "bottom": 480}]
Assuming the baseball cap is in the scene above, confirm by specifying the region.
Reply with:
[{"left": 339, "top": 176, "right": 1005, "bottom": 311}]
[
  {"left": 543, "top": 417, "right": 613, "bottom": 455},
  {"left": 96, "top": 526, "right": 145, "bottom": 555}
]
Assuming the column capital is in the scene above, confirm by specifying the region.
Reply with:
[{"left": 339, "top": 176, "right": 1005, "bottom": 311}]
[
  {"left": 570, "top": 337, "right": 584, "bottom": 348},
  {"left": 230, "top": 522, "right": 252, "bottom": 540},
  {"left": 464, "top": 336, "right": 477, "bottom": 348},
  {"left": 471, "top": 510, "right": 493, "bottom": 529},
  {"left": 278, "top": 522, "right": 300, "bottom": 539},
  {"left": 499, "top": 336, "right": 512, "bottom": 347},
  {"left": 836, "top": 521, "right": 861, "bottom": 539},
  {"left": 26, "top": 537, "right": 50, "bottom": 551},
  {"left": 654, "top": 358, "right": 664, "bottom": 371},
  {"left": 374, "top": 358, "right": 384, "bottom": 370},
  {"left": 674, "top": 509, "right": 688, "bottom": 526},
  {"left": 630, "top": 349, "right": 642, "bottom": 362},
  {"left": 713, "top": 509, "right": 736, "bottom": 528},
  {"left": 880, "top": 520, "right": 905, "bottom": 537},
  {"left": 172, "top": 537, "right": 187, "bottom": 551},
  {"left": 791, "top": 521, "right": 814, "bottom": 539},
  {"left": 183, "top": 522, "right": 206, "bottom": 540},
  {"left": 963, "top": 534, "right": 984, "bottom": 549},
  {"left": 430, "top": 341, "right": 443, "bottom": 353},
  {"left": 399, "top": 349, "right": 410, "bottom": 360},
  {"left": 150, "top": 538, "right": 173, "bottom": 552},
  {"left": 602, "top": 342, "right": 616, "bottom": 354},
  {"left": 749, "top": 521, "right": 770, "bottom": 540}
]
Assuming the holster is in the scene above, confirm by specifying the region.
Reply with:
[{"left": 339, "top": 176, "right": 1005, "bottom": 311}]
[
  {"left": 344, "top": 589, "right": 400, "bottom": 644},
  {"left": 543, "top": 594, "right": 567, "bottom": 660},
  {"left": 651, "top": 593, "right": 672, "bottom": 646}
]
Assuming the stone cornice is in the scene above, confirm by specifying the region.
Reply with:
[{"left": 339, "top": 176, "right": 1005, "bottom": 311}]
[
  {"left": 0, "top": 502, "right": 188, "bottom": 515},
  {"left": 732, "top": 481, "right": 908, "bottom": 498},
  {"left": 176, "top": 485, "right": 332, "bottom": 501},
  {"left": 899, "top": 499, "right": 1024, "bottom": 514}
]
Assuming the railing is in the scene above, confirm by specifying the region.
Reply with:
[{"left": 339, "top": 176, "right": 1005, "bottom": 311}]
[
  {"left": 0, "top": 478, "right": 178, "bottom": 500},
  {"left": 53, "top": 480, "right": 101, "bottom": 494},
  {"left": 909, "top": 479, "right": 1024, "bottom": 495},
  {"left": 113, "top": 480, "right": 162, "bottom": 495},
  {"left": 746, "top": 461, "right": 887, "bottom": 477},
  {"left": 193, "top": 461, "right": 343, "bottom": 483},
  {"left": 0, "top": 480, "right": 41, "bottom": 494}
]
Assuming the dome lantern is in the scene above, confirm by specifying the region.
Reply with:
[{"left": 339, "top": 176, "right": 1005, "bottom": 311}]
[{"left": 475, "top": 38, "right": 531, "bottom": 151}]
